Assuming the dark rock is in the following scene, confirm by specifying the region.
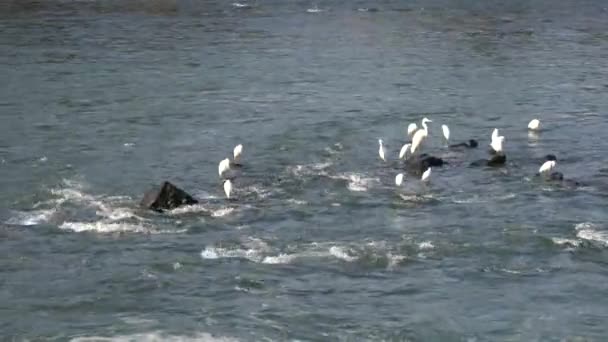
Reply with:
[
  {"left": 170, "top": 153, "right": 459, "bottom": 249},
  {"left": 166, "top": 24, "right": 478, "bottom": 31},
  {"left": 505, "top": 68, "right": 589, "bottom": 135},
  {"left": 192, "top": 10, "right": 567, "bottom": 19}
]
[
  {"left": 449, "top": 139, "right": 478, "bottom": 149},
  {"left": 487, "top": 154, "right": 506, "bottom": 166},
  {"left": 470, "top": 153, "right": 507, "bottom": 167},
  {"left": 534, "top": 171, "right": 581, "bottom": 187},
  {"left": 141, "top": 181, "right": 198, "bottom": 212},
  {"left": 405, "top": 154, "right": 446, "bottom": 174},
  {"left": 549, "top": 171, "right": 564, "bottom": 181}
]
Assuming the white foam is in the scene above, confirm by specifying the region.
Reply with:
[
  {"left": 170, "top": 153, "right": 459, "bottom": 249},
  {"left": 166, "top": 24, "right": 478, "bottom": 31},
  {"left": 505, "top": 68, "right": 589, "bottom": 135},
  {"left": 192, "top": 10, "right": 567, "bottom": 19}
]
[
  {"left": 576, "top": 230, "right": 608, "bottom": 246},
  {"left": 243, "top": 185, "right": 272, "bottom": 199},
  {"left": 211, "top": 207, "right": 235, "bottom": 217},
  {"left": 96, "top": 207, "right": 142, "bottom": 221},
  {"left": 574, "top": 222, "right": 597, "bottom": 231},
  {"left": 330, "top": 172, "right": 379, "bottom": 192},
  {"left": 5, "top": 209, "right": 56, "bottom": 226},
  {"left": 201, "top": 240, "right": 363, "bottom": 265},
  {"left": 329, "top": 246, "right": 357, "bottom": 262},
  {"left": 200, "top": 246, "right": 262, "bottom": 262},
  {"left": 451, "top": 195, "right": 483, "bottom": 204},
  {"left": 51, "top": 187, "right": 95, "bottom": 203},
  {"left": 287, "top": 162, "right": 332, "bottom": 177},
  {"left": 70, "top": 331, "right": 239, "bottom": 342},
  {"left": 574, "top": 222, "right": 608, "bottom": 246},
  {"left": 169, "top": 204, "right": 209, "bottom": 215},
  {"left": 387, "top": 253, "right": 406, "bottom": 267},
  {"left": 59, "top": 222, "right": 147, "bottom": 233},
  {"left": 497, "top": 193, "right": 517, "bottom": 200},
  {"left": 499, "top": 268, "right": 522, "bottom": 275},
  {"left": 418, "top": 241, "right": 434, "bottom": 250},
  {"left": 399, "top": 193, "right": 435, "bottom": 202},
  {"left": 232, "top": 2, "right": 249, "bottom": 8},
  {"left": 262, "top": 253, "right": 296, "bottom": 264},
  {"left": 551, "top": 237, "right": 582, "bottom": 247},
  {"left": 286, "top": 198, "right": 308, "bottom": 205}
]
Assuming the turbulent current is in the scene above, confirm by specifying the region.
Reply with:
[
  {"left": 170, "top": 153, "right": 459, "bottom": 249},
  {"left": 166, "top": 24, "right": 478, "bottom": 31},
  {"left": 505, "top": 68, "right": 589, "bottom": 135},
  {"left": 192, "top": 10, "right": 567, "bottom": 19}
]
[{"left": 1, "top": 0, "right": 608, "bottom": 340}]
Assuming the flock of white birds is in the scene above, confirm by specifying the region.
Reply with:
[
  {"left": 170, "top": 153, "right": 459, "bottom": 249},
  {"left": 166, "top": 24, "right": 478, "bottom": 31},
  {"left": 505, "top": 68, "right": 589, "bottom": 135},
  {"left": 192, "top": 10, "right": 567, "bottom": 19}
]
[
  {"left": 390, "top": 117, "right": 549, "bottom": 187},
  {"left": 218, "top": 144, "right": 242, "bottom": 199},
  {"left": 216, "top": 119, "right": 549, "bottom": 199}
]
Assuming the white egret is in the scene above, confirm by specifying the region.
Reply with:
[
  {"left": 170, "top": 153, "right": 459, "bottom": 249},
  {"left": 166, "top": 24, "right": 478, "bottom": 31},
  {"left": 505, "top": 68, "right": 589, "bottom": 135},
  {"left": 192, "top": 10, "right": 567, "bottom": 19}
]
[
  {"left": 410, "top": 117, "right": 432, "bottom": 154},
  {"left": 399, "top": 143, "right": 411, "bottom": 159},
  {"left": 378, "top": 139, "right": 386, "bottom": 161},
  {"left": 490, "top": 128, "right": 504, "bottom": 153},
  {"left": 395, "top": 173, "right": 404, "bottom": 186},
  {"left": 490, "top": 136, "right": 504, "bottom": 153},
  {"left": 233, "top": 144, "right": 243, "bottom": 163},
  {"left": 407, "top": 123, "right": 418, "bottom": 136},
  {"left": 539, "top": 160, "right": 556, "bottom": 174},
  {"left": 218, "top": 158, "right": 230, "bottom": 177},
  {"left": 223, "top": 179, "right": 232, "bottom": 198},
  {"left": 421, "top": 167, "right": 432, "bottom": 182},
  {"left": 441, "top": 124, "right": 450, "bottom": 142},
  {"left": 528, "top": 119, "right": 540, "bottom": 131}
]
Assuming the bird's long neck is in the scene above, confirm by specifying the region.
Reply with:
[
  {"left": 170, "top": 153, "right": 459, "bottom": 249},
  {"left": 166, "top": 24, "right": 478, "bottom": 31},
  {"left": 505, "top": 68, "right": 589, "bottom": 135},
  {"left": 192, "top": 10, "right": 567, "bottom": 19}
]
[{"left": 422, "top": 122, "right": 428, "bottom": 133}]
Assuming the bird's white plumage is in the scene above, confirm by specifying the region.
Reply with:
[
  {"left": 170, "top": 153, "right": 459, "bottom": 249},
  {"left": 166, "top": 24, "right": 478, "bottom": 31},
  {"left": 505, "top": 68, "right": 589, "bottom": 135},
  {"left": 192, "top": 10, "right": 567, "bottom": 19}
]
[
  {"left": 490, "top": 136, "right": 504, "bottom": 153},
  {"left": 218, "top": 158, "right": 230, "bottom": 177},
  {"left": 490, "top": 128, "right": 504, "bottom": 153},
  {"left": 223, "top": 179, "right": 232, "bottom": 198},
  {"left": 407, "top": 123, "right": 418, "bottom": 136},
  {"left": 539, "top": 160, "right": 555, "bottom": 174},
  {"left": 421, "top": 167, "right": 432, "bottom": 182},
  {"left": 395, "top": 173, "right": 404, "bottom": 186},
  {"left": 410, "top": 118, "right": 432, "bottom": 154},
  {"left": 441, "top": 124, "right": 450, "bottom": 142},
  {"left": 528, "top": 119, "right": 540, "bottom": 131},
  {"left": 233, "top": 144, "right": 243, "bottom": 162},
  {"left": 378, "top": 139, "right": 386, "bottom": 161},
  {"left": 399, "top": 143, "right": 411, "bottom": 159}
]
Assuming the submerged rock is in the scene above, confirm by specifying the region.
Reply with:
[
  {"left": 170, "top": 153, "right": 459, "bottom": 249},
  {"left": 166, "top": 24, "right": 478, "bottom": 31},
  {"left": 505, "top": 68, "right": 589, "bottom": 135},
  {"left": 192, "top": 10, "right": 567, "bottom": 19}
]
[
  {"left": 470, "top": 153, "right": 507, "bottom": 167},
  {"left": 141, "top": 181, "right": 198, "bottom": 212},
  {"left": 405, "top": 153, "right": 446, "bottom": 174},
  {"left": 535, "top": 171, "right": 581, "bottom": 187}
]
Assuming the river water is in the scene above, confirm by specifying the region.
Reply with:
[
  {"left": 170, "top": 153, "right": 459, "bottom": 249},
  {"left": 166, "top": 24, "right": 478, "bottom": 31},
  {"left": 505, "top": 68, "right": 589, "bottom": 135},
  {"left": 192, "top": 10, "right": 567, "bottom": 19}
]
[{"left": 2, "top": 0, "right": 608, "bottom": 340}]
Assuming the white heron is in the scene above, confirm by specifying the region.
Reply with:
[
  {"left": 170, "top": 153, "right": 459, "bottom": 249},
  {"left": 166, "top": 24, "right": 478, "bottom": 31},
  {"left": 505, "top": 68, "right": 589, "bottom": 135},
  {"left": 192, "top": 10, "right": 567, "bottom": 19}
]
[
  {"left": 490, "top": 128, "right": 504, "bottom": 153},
  {"left": 378, "top": 139, "right": 386, "bottom": 161},
  {"left": 395, "top": 173, "right": 404, "bottom": 186},
  {"left": 407, "top": 122, "right": 418, "bottom": 136},
  {"left": 441, "top": 124, "right": 450, "bottom": 143},
  {"left": 539, "top": 160, "right": 556, "bottom": 174},
  {"left": 490, "top": 136, "right": 504, "bottom": 153},
  {"left": 399, "top": 143, "right": 411, "bottom": 159},
  {"left": 410, "top": 117, "right": 432, "bottom": 154},
  {"left": 223, "top": 179, "right": 232, "bottom": 198},
  {"left": 421, "top": 167, "right": 432, "bottom": 182},
  {"left": 218, "top": 158, "right": 230, "bottom": 177},
  {"left": 233, "top": 144, "right": 243, "bottom": 163},
  {"left": 528, "top": 119, "right": 540, "bottom": 131}
]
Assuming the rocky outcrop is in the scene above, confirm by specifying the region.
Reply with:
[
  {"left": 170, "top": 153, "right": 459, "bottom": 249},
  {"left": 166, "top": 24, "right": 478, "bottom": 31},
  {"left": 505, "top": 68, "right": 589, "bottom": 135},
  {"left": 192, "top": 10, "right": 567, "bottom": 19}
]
[
  {"left": 405, "top": 153, "right": 446, "bottom": 174},
  {"left": 141, "top": 181, "right": 198, "bottom": 212},
  {"left": 470, "top": 154, "right": 506, "bottom": 167}
]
